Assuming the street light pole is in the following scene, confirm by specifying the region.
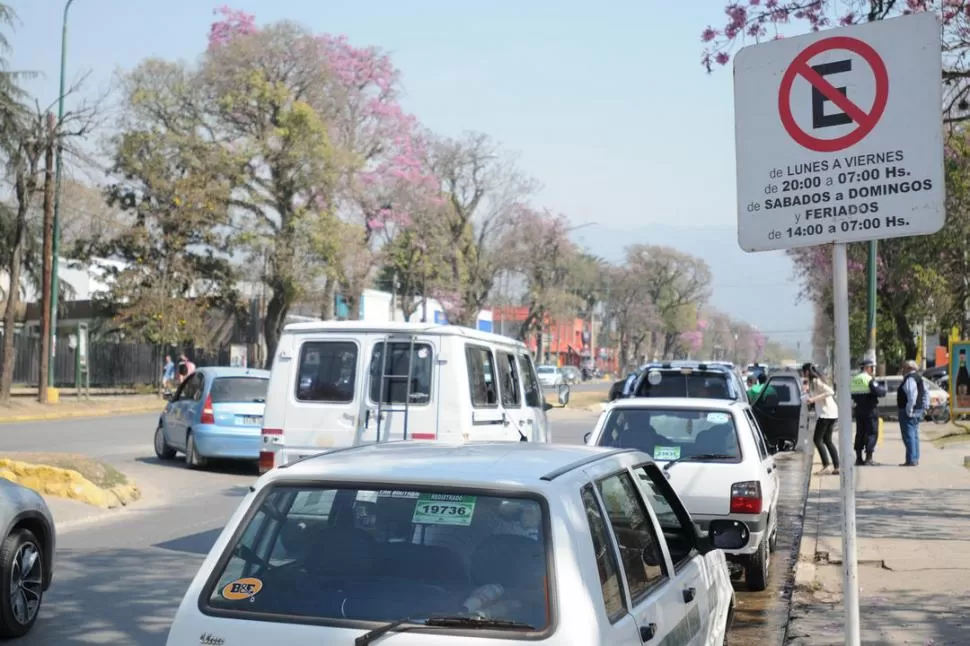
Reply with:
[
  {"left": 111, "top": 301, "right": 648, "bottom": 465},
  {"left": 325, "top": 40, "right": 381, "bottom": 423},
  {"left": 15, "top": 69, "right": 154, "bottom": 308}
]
[{"left": 48, "top": 0, "right": 75, "bottom": 387}]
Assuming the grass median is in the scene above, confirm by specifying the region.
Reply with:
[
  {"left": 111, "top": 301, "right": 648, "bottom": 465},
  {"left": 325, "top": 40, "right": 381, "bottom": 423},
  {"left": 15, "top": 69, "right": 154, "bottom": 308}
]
[
  {"left": 544, "top": 388, "right": 609, "bottom": 411},
  {"left": 0, "top": 452, "right": 141, "bottom": 508}
]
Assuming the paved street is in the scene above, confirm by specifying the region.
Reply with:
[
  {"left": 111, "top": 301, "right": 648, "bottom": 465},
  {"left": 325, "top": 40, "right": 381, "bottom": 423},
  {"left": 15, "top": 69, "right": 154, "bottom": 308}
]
[
  {"left": 5, "top": 406, "right": 809, "bottom": 644},
  {"left": 5, "top": 413, "right": 256, "bottom": 645}
]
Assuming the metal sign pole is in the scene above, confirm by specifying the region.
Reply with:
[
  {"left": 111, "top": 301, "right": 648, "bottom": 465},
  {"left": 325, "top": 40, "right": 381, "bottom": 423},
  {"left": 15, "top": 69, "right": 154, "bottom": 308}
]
[{"left": 832, "top": 242, "right": 860, "bottom": 646}]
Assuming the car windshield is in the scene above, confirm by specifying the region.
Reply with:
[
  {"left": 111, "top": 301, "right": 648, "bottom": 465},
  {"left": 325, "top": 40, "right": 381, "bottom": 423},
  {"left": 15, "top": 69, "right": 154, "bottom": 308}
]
[
  {"left": 594, "top": 407, "right": 742, "bottom": 462},
  {"left": 536, "top": 366, "right": 557, "bottom": 374},
  {"left": 204, "top": 485, "right": 551, "bottom": 631},
  {"left": 634, "top": 370, "right": 733, "bottom": 399},
  {"left": 209, "top": 377, "right": 269, "bottom": 403}
]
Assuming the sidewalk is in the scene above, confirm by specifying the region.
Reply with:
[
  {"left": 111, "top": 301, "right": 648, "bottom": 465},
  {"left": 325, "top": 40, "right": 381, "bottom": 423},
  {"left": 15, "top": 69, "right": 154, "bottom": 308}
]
[
  {"left": 787, "top": 423, "right": 970, "bottom": 645},
  {"left": 0, "top": 394, "right": 162, "bottom": 423}
]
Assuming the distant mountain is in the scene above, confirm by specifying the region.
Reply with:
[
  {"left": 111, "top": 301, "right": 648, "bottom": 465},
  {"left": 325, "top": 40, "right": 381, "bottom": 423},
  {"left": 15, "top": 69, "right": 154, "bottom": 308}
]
[{"left": 573, "top": 223, "right": 812, "bottom": 354}]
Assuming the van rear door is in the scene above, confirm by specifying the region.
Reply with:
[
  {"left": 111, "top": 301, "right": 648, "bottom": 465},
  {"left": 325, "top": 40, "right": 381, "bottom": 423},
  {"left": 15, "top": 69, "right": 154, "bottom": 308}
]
[
  {"left": 359, "top": 335, "right": 440, "bottom": 443},
  {"left": 283, "top": 335, "right": 364, "bottom": 459}
]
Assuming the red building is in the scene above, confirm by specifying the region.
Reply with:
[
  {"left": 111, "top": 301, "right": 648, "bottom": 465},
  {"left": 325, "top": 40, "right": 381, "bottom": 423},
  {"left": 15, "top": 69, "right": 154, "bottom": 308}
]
[{"left": 492, "top": 306, "right": 615, "bottom": 372}]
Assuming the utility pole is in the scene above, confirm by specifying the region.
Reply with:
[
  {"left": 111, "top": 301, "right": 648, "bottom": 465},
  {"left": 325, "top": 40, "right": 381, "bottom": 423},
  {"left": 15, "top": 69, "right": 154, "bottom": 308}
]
[
  {"left": 48, "top": 0, "right": 76, "bottom": 390},
  {"left": 866, "top": 241, "right": 878, "bottom": 367},
  {"left": 38, "top": 113, "right": 56, "bottom": 404}
]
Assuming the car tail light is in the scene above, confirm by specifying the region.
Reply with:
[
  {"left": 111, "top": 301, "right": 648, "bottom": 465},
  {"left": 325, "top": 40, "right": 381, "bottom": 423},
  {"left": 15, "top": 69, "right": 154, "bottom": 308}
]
[
  {"left": 730, "top": 481, "right": 762, "bottom": 514},
  {"left": 259, "top": 428, "right": 283, "bottom": 474},
  {"left": 200, "top": 394, "right": 215, "bottom": 424}
]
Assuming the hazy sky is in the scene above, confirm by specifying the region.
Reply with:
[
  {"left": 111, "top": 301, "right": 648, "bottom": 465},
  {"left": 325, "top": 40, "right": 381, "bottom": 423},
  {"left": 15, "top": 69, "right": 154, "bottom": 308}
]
[{"left": 6, "top": 0, "right": 812, "bottom": 349}]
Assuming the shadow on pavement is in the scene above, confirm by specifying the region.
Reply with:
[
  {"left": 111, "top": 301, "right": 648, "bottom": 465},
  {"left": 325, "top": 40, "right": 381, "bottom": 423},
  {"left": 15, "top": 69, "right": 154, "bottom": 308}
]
[
  {"left": 21, "top": 547, "right": 205, "bottom": 645},
  {"left": 155, "top": 528, "right": 224, "bottom": 556},
  {"left": 136, "top": 455, "right": 260, "bottom": 476}
]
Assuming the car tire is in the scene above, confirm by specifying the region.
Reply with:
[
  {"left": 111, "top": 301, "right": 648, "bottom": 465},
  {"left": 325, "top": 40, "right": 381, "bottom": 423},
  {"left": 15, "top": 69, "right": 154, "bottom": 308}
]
[
  {"left": 154, "top": 424, "right": 177, "bottom": 460},
  {"left": 185, "top": 432, "right": 207, "bottom": 469},
  {"left": 768, "top": 524, "right": 778, "bottom": 553},
  {"left": 0, "top": 528, "right": 44, "bottom": 639},
  {"left": 745, "top": 536, "right": 770, "bottom": 592}
]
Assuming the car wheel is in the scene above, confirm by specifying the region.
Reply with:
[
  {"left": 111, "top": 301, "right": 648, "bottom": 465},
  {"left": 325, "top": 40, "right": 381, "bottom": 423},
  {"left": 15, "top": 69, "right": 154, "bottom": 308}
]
[
  {"left": 154, "top": 424, "right": 177, "bottom": 460},
  {"left": 185, "top": 432, "right": 207, "bottom": 469},
  {"left": 745, "top": 535, "right": 770, "bottom": 591},
  {"left": 0, "top": 528, "right": 44, "bottom": 639},
  {"left": 768, "top": 524, "right": 778, "bottom": 553}
]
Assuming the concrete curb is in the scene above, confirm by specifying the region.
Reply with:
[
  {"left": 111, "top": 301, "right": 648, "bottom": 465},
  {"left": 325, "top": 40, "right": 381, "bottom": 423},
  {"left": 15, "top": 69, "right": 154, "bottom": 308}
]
[{"left": 0, "top": 403, "right": 161, "bottom": 424}]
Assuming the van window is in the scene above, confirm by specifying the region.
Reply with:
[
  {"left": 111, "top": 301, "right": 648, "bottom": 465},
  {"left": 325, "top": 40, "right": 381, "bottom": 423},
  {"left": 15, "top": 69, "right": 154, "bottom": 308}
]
[
  {"left": 203, "top": 485, "right": 552, "bottom": 632},
  {"left": 466, "top": 345, "right": 499, "bottom": 408},
  {"left": 296, "top": 341, "right": 358, "bottom": 403},
  {"left": 497, "top": 352, "right": 522, "bottom": 408},
  {"left": 368, "top": 342, "right": 433, "bottom": 405},
  {"left": 518, "top": 354, "right": 542, "bottom": 408}
]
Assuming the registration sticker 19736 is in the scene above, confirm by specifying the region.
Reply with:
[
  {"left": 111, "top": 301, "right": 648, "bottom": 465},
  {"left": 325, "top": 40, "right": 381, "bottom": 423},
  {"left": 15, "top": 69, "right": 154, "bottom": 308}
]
[{"left": 411, "top": 493, "right": 477, "bottom": 526}]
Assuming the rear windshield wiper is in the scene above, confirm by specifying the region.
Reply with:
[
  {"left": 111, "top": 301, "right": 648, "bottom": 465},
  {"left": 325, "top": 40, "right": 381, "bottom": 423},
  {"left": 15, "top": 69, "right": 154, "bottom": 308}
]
[
  {"left": 355, "top": 616, "right": 533, "bottom": 645},
  {"left": 662, "top": 453, "right": 735, "bottom": 472}
]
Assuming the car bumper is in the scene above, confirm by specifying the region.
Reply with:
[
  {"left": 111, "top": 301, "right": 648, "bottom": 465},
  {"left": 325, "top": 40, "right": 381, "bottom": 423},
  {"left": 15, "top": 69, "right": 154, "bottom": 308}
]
[
  {"left": 694, "top": 512, "right": 769, "bottom": 556},
  {"left": 193, "top": 424, "right": 261, "bottom": 459}
]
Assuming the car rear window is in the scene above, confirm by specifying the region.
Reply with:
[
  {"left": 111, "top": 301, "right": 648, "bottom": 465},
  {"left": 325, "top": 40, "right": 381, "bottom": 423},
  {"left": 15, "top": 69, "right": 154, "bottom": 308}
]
[
  {"left": 202, "top": 485, "right": 552, "bottom": 633},
  {"left": 209, "top": 377, "right": 269, "bottom": 404},
  {"left": 594, "top": 407, "right": 742, "bottom": 462},
  {"left": 633, "top": 369, "right": 733, "bottom": 399}
]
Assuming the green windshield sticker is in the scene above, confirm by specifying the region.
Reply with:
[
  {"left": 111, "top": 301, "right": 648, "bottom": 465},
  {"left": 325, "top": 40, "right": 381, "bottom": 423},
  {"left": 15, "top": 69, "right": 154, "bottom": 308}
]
[
  {"left": 412, "top": 493, "right": 477, "bottom": 526},
  {"left": 653, "top": 446, "right": 681, "bottom": 461}
]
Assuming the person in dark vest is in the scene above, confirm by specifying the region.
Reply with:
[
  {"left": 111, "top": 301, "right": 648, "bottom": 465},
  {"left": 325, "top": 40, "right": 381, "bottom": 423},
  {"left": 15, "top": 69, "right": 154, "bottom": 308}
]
[
  {"left": 897, "top": 359, "right": 927, "bottom": 466},
  {"left": 850, "top": 357, "right": 886, "bottom": 465}
]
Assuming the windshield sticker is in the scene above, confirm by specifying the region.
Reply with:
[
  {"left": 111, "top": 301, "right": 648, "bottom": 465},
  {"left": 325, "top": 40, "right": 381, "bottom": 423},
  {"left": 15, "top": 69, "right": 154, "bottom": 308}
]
[
  {"left": 377, "top": 490, "right": 421, "bottom": 499},
  {"left": 221, "top": 577, "right": 263, "bottom": 601},
  {"left": 647, "top": 370, "right": 663, "bottom": 385},
  {"left": 706, "top": 413, "right": 731, "bottom": 424},
  {"left": 653, "top": 446, "right": 681, "bottom": 461},
  {"left": 412, "top": 493, "right": 477, "bottom": 526}
]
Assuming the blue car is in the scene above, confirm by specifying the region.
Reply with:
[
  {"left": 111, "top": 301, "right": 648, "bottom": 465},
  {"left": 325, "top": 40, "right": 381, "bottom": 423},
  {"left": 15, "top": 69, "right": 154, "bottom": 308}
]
[{"left": 154, "top": 367, "right": 271, "bottom": 468}]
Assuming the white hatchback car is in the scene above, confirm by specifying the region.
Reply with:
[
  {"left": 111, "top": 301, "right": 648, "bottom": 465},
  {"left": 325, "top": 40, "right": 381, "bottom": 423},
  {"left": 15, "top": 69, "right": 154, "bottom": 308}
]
[
  {"left": 166, "top": 441, "right": 748, "bottom": 645},
  {"left": 586, "top": 398, "right": 781, "bottom": 591}
]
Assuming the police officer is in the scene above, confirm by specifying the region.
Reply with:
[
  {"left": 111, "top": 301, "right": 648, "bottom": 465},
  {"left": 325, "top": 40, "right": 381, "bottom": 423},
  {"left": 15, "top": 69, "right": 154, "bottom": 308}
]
[{"left": 850, "top": 358, "right": 886, "bottom": 465}]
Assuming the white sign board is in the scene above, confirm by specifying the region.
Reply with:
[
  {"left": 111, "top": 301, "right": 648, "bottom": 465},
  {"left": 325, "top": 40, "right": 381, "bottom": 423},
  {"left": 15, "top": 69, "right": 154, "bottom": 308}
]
[{"left": 734, "top": 12, "right": 944, "bottom": 252}]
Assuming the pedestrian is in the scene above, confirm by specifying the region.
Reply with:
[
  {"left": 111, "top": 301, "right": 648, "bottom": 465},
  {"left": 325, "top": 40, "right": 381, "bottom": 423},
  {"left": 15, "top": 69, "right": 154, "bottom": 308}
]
[
  {"left": 850, "top": 357, "right": 886, "bottom": 466},
  {"left": 897, "top": 359, "right": 928, "bottom": 467},
  {"left": 746, "top": 374, "right": 763, "bottom": 401},
  {"left": 162, "top": 355, "right": 175, "bottom": 394},
  {"left": 802, "top": 363, "right": 839, "bottom": 475}
]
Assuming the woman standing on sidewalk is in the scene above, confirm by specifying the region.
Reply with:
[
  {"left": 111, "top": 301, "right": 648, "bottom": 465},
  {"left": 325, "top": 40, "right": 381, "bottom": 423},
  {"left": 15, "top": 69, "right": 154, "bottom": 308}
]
[{"left": 802, "top": 362, "right": 840, "bottom": 475}]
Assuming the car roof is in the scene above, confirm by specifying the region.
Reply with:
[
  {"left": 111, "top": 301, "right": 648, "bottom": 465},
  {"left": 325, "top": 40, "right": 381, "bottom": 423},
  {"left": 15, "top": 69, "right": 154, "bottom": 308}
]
[
  {"left": 280, "top": 320, "right": 526, "bottom": 350},
  {"left": 269, "top": 442, "right": 640, "bottom": 487},
  {"left": 606, "top": 397, "right": 743, "bottom": 412},
  {"left": 199, "top": 367, "right": 272, "bottom": 379},
  {"left": 643, "top": 361, "right": 734, "bottom": 373}
]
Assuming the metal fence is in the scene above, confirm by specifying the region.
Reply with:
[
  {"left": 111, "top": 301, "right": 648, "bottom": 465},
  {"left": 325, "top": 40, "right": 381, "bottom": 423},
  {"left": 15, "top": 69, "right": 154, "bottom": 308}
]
[{"left": 1, "top": 334, "right": 233, "bottom": 388}]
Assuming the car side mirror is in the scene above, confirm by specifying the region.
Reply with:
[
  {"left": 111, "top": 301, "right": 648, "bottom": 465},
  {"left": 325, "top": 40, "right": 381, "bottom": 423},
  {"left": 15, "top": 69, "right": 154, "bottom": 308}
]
[
  {"left": 584, "top": 431, "right": 592, "bottom": 444},
  {"left": 162, "top": 392, "right": 173, "bottom": 401},
  {"left": 558, "top": 384, "right": 570, "bottom": 407},
  {"left": 542, "top": 401, "right": 553, "bottom": 412},
  {"left": 709, "top": 519, "right": 750, "bottom": 550}
]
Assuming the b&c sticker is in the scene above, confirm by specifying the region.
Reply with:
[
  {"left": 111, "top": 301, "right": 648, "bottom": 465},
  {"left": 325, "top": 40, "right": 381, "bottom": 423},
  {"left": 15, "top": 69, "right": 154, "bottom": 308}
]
[
  {"left": 411, "top": 493, "right": 477, "bottom": 526},
  {"left": 653, "top": 446, "right": 681, "bottom": 461},
  {"left": 221, "top": 577, "right": 263, "bottom": 601}
]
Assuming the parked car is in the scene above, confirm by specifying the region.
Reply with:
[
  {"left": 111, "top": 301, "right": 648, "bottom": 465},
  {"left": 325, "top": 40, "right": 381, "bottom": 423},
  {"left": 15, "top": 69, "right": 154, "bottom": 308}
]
[
  {"left": 0, "top": 478, "right": 55, "bottom": 638},
  {"left": 875, "top": 375, "right": 949, "bottom": 421},
  {"left": 585, "top": 397, "right": 780, "bottom": 591},
  {"left": 748, "top": 369, "right": 806, "bottom": 452},
  {"left": 155, "top": 367, "right": 272, "bottom": 468},
  {"left": 627, "top": 361, "right": 749, "bottom": 404},
  {"left": 561, "top": 365, "right": 582, "bottom": 384},
  {"left": 535, "top": 364, "right": 565, "bottom": 388},
  {"left": 166, "top": 441, "right": 748, "bottom": 645}
]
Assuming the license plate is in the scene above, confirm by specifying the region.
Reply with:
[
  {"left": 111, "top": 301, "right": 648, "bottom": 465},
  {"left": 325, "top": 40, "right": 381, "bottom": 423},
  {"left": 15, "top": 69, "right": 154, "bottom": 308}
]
[{"left": 238, "top": 415, "right": 263, "bottom": 426}]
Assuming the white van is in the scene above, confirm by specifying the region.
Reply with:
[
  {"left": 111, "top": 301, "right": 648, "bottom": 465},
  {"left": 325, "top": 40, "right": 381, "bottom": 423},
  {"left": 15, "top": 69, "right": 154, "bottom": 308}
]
[{"left": 259, "top": 321, "right": 565, "bottom": 472}]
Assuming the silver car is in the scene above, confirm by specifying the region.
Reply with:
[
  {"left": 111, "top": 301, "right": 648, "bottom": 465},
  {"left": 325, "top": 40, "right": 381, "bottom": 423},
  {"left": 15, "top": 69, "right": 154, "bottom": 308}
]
[
  {"left": 535, "top": 364, "right": 564, "bottom": 388},
  {"left": 0, "top": 478, "right": 55, "bottom": 638}
]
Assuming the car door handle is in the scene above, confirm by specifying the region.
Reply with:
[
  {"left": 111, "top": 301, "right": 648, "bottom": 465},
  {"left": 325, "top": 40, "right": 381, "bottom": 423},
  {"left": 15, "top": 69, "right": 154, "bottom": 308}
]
[
  {"left": 682, "top": 587, "right": 696, "bottom": 603},
  {"left": 639, "top": 623, "right": 658, "bottom": 641}
]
